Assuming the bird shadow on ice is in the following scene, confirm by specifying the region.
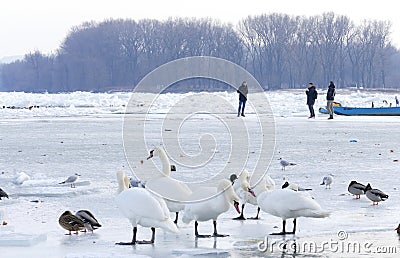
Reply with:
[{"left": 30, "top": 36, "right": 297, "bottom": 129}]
[{"left": 59, "top": 232, "right": 100, "bottom": 246}]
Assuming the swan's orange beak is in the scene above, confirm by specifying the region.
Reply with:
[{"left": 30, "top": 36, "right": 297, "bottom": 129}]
[
  {"left": 147, "top": 150, "right": 154, "bottom": 160},
  {"left": 233, "top": 200, "right": 240, "bottom": 214},
  {"left": 248, "top": 188, "right": 256, "bottom": 197}
]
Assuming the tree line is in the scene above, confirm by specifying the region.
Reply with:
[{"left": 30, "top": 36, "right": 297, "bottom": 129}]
[{"left": 1, "top": 12, "right": 399, "bottom": 93}]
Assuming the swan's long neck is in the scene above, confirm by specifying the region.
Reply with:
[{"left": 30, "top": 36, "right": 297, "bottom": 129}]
[
  {"left": 117, "top": 171, "right": 127, "bottom": 194},
  {"left": 159, "top": 150, "right": 171, "bottom": 176}
]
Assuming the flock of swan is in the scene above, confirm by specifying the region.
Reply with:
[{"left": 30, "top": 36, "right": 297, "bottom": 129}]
[
  {"left": 1, "top": 145, "right": 392, "bottom": 246},
  {"left": 113, "top": 147, "right": 334, "bottom": 245}
]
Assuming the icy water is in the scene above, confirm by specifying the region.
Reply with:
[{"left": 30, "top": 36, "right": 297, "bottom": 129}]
[{"left": 1, "top": 91, "right": 400, "bottom": 257}]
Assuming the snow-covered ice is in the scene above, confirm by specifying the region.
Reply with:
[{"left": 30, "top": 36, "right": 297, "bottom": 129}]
[{"left": 0, "top": 89, "right": 399, "bottom": 257}]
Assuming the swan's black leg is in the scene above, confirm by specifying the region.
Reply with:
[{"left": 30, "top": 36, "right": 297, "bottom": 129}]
[
  {"left": 195, "top": 221, "right": 211, "bottom": 238},
  {"left": 288, "top": 219, "right": 296, "bottom": 234},
  {"left": 248, "top": 207, "right": 260, "bottom": 220},
  {"left": 212, "top": 220, "right": 228, "bottom": 237},
  {"left": 116, "top": 226, "right": 137, "bottom": 245},
  {"left": 233, "top": 204, "right": 246, "bottom": 220},
  {"left": 174, "top": 212, "right": 179, "bottom": 224},
  {"left": 137, "top": 227, "right": 155, "bottom": 244},
  {"left": 271, "top": 220, "right": 287, "bottom": 235}
]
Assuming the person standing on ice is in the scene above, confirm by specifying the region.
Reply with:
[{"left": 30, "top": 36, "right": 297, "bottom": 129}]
[
  {"left": 395, "top": 96, "right": 399, "bottom": 106},
  {"left": 305, "top": 82, "right": 318, "bottom": 119},
  {"left": 237, "top": 81, "right": 248, "bottom": 117},
  {"left": 326, "top": 81, "right": 336, "bottom": 119}
]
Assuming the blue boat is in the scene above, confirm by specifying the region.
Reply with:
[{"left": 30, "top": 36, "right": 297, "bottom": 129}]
[{"left": 319, "top": 105, "right": 400, "bottom": 116}]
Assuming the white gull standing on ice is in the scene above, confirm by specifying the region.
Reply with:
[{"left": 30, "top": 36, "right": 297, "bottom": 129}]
[
  {"left": 278, "top": 158, "right": 296, "bottom": 170},
  {"left": 320, "top": 175, "right": 333, "bottom": 189},
  {"left": 59, "top": 173, "right": 81, "bottom": 188}
]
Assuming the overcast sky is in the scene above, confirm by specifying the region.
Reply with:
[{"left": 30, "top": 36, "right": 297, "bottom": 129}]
[{"left": 0, "top": 0, "right": 398, "bottom": 58}]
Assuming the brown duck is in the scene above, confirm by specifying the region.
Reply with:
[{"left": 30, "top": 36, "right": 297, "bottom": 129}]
[{"left": 58, "top": 211, "right": 85, "bottom": 235}]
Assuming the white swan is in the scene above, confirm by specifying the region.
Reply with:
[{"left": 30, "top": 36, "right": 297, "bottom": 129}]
[
  {"left": 230, "top": 169, "right": 257, "bottom": 220},
  {"left": 244, "top": 174, "right": 276, "bottom": 219},
  {"left": 182, "top": 179, "right": 240, "bottom": 237},
  {"left": 146, "top": 147, "right": 192, "bottom": 224},
  {"left": 257, "top": 187, "right": 329, "bottom": 235},
  {"left": 115, "top": 170, "right": 178, "bottom": 245}
]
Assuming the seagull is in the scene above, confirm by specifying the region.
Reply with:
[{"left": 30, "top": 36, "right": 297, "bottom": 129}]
[
  {"left": 347, "top": 181, "right": 366, "bottom": 199},
  {"left": 0, "top": 188, "right": 9, "bottom": 200},
  {"left": 364, "top": 183, "right": 388, "bottom": 205},
  {"left": 129, "top": 177, "right": 145, "bottom": 188},
  {"left": 282, "top": 181, "right": 312, "bottom": 191},
  {"left": 278, "top": 158, "right": 296, "bottom": 170},
  {"left": 59, "top": 173, "right": 81, "bottom": 188},
  {"left": 75, "top": 210, "right": 102, "bottom": 232},
  {"left": 320, "top": 175, "right": 333, "bottom": 189}
]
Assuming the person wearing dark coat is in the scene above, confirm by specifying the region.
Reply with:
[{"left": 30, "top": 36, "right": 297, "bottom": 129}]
[
  {"left": 306, "top": 82, "right": 318, "bottom": 118},
  {"left": 237, "top": 81, "right": 248, "bottom": 117},
  {"left": 326, "top": 81, "right": 336, "bottom": 119}
]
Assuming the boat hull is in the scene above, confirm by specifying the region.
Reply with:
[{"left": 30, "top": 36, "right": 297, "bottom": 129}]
[{"left": 319, "top": 106, "right": 400, "bottom": 116}]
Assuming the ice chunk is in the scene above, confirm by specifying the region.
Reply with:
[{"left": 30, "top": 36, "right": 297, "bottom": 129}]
[
  {"left": 0, "top": 233, "right": 47, "bottom": 246},
  {"left": 65, "top": 253, "right": 150, "bottom": 258},
  {"left": 12, "top": 172, "right": 30, "bottom": 185}
]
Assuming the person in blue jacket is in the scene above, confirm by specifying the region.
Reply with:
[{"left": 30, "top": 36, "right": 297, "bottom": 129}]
[
  {"left": 237, "top": 81, "right": 248, "bottom": 117},
  {"left": 306, "top": 82, "right": 318, "bottom": 118}
]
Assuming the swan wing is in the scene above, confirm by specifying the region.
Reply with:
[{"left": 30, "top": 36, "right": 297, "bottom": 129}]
[
  {"left": 283, "top": 190, "right": 322, "bottom": 211},
  {"left": 257, "top": 190, "right": 321, "bottom": 212},
  {"left": 115, "top": 188, "right": 169, "bottom": 222},
  {"left": 146, "top": 176, "right": 192, "bottom": 201},
  {"left": 182, "top": 193, "right": 227, "bottom": 223}
]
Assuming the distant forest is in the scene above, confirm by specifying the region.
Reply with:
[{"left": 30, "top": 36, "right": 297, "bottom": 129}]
[{"left": 1, "top": 12, "right": 400, "bottom": 93}]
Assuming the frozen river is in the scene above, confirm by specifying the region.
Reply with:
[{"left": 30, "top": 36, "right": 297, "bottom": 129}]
[{"left": 0, "top": 90, "right": 400, "bottom": 257}]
